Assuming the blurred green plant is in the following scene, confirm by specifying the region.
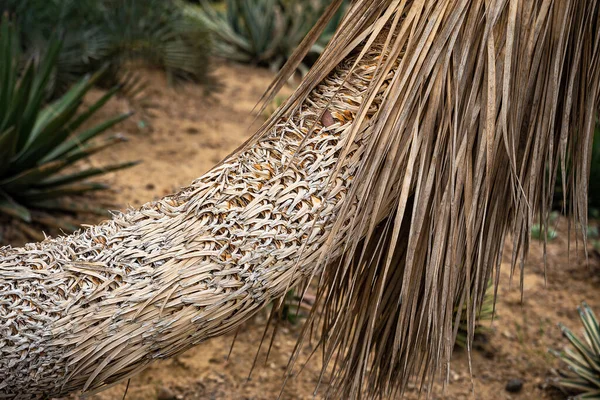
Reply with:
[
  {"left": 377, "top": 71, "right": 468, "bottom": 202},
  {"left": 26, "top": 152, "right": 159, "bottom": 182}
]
[
  {"left": 551, "top": 303, "right": 600, "bottom": 399},
  {"left": 553, "top": 122, "right": 600, "bottom": 219},
  {"left": 268, "top": 288, "right": 313, "bottom": 325},
  {"left": 262, "top": 94, "right": 287, "bottom": 119},
  {"left": 530, "top": 210, "right": 559, "bottom": 241},
  {"left": 1, "top": 0, "right": 212, "bottom": 97},
  {"left": 280, "top": 289, "right": 303, "bottom": 325},
  {"left": 0, "top": 18, "right": 135, "bottom": 231},
  {"left": 531, "top": 223, "right": 558, "bottom": 241},
  {"left": 454, "top": 282, "right": 495, "bottom": 349},
  {"left": 590, "top": 124, "right": 600, "bottom": 217},
  {"left": 190, "top": 0, "right": 347, "bottom": 73},
  {"left": 589, "top": 224, "right": 600, "bottom": 256}
]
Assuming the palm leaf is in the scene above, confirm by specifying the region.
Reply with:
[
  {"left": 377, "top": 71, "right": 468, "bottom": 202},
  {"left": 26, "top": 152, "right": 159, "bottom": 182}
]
[
  {"left": 258, "top": 1, "right": 600, "bottom": 396},
  {"left": 0, "top": 2, "right": 598, "bottom": 399}
]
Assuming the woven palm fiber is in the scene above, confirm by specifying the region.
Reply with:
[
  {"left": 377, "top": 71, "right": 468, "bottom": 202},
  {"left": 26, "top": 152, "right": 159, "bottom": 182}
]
[
  {"left": 0, "top": 46, "right": 390, "bottom": 398},
  {"left": 2, "top": 0, "right": 600, "bottom": 399}
]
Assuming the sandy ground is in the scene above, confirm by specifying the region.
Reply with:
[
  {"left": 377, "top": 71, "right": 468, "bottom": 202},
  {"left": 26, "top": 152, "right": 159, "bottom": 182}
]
[{"left": 2, "top": 61, "right": 599, "bottom": 399}]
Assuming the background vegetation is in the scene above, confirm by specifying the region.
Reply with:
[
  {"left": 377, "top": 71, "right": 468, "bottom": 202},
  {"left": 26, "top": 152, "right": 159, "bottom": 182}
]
[
  {"left": 1, "top": 0, "right": 213, "bottom": 97},
  {"left": 191, "top": 0, "right": 347, "bottom": 74},
  {"left": 0, "top": 18, "right": 135, "bottom": 233}
]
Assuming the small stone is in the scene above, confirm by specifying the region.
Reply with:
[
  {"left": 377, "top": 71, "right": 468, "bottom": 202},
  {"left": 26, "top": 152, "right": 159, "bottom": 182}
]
[
  {"left": 146, "top": 183, "right": 156, "bottom": 191},
  {"left": 449, "top": 370, "right": 460, "bottom": 382},
  {"left": 157, "top": 386, "right": 177, "bottom": 400},
  {"left": 505, "top": 378, "right": 523, "bottom": 393},
  {"left": 186, "top": 126, "right": 200, "bottom": 135},
  {"left": 534, "top": 378, "right": 546, "bottom": 390},
  {"left": 502, "top": 330, "right": 514, "bottom": 340}
]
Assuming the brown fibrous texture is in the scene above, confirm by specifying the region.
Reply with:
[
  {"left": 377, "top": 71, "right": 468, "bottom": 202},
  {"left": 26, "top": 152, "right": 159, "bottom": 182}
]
[
  {"left": 0, "top": 48, "right": 386, "bottom": 398},
  {"left": 1, "top": 1, "right": 600, "bottom": 399}
]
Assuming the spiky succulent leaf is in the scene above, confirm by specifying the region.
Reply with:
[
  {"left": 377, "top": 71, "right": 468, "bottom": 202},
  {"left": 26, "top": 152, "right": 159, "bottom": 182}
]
[
  {"left": 0, "top": 17, "right": 134, "bottom": 229},
  {"left": 553, "top": 303, "right": 600, "bottom": 398},
  {"left": 0, "top": 190, "right": 31, "bottom": 222},
  {"left": 192, "top": 0, "right": 346, "bottom": 72}
]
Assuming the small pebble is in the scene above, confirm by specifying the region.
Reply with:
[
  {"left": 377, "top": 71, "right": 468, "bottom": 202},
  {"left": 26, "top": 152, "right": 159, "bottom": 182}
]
[
  {"left": 449, "top": 369, "right": 460, "bottom": 382},
  {"left": 502, "top": 330, "right": 514, "bottom": 340},
  {"left": 146, "top": 183, "right": 156, "bottom": 190},
  {"left": 505, "top": 378, "right": 523, "bottom": 393},
  {"left": 157, "top": 386, "right": 177, "bottom": 400}
]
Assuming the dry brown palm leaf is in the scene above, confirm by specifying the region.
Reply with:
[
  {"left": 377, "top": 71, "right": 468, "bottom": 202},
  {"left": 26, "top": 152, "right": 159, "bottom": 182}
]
[{"left": 1, "top": 1, "right": 600, "bottom": 399}]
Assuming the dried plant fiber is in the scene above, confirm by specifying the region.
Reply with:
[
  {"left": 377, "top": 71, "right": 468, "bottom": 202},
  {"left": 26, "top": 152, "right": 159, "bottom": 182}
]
[{"left": 1, "top": 0, "right": 600, "bottom": 399}]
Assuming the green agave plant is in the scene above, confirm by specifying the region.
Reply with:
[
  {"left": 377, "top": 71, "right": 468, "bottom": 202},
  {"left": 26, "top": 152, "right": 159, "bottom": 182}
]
[
  {"left": 190, "top": 0, "right": 346, "bottom": 73},
  {"left": 2, "top": 0, "right": 212, "bottom": 97},
  {"left": 551, "top": 303, "right": 600, "bottom": 399},
  {"left": 0, "top": 18, "right": 135, "bottom": 231},
  {"left": 99, "top": 0, "right": 213, "bottom": 84}
]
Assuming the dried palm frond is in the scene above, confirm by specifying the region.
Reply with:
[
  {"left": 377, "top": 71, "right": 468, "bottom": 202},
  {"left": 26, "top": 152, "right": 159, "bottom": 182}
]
[
  {"left": 454, "top": 281, "right": 494, "bottom": 349},
  {"left": 0, "top": 1, "right": 599, "bottom": 399},
  {"left": 266, "top": 1, "right": 600, "bottom": 397}
]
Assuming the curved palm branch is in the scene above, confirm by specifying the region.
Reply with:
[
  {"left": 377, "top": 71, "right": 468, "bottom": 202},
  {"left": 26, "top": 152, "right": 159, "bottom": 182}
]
[{"left": 1, "top": 1, "right": 599, "bottom": 399}]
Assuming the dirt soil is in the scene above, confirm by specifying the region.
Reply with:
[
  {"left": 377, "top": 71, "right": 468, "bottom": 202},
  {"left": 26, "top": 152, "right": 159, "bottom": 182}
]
[{"left": 2, "top": 62, "right": 599, "bottom": 400}]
